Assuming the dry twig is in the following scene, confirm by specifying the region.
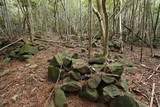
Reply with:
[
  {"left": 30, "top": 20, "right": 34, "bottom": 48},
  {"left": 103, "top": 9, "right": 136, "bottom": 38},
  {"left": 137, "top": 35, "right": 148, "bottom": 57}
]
[
  {"left": 155, "top": 94, "right": 160, "bottom": 107},
  {"left": 0, "top": 38, "right": 23, "bottom": 51},
  {"left": 150, "top": 83, "right": 156, "bottom": 107}
]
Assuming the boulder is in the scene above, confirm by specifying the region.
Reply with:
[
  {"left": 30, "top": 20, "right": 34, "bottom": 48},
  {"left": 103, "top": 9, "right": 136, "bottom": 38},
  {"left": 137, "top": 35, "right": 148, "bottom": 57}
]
[
  {"left": 88, "top": 57, "right": 106, "bottom": 65},
  {"left": 103, "top": 85, "right": 121, "bottom": 102},
  {"left": 109, "top": 95, "right": 140, "bottom": 107},
  {"left": 54, "top": 86, "right": 68, "bottom": 107},
  {"left": 102, "top": 75, "right": 116, "bottom": 84},
  {"left": 81, "top": 85, "right": 99, "bottom": 101},
  {"left": 107, "top": 62, "right": 124, "bottom": 76},
  {"left": 87, "top": 74, "right": 101, "bottom": 89},
  {"left": 62, "top": 81, "right": 81, "bottom": 92},
  {"left": 48, "top": 66, "right": 60, "bottom": 83},
  {"left": 69, "top": 71, "right": 81, "bottom": 81}
]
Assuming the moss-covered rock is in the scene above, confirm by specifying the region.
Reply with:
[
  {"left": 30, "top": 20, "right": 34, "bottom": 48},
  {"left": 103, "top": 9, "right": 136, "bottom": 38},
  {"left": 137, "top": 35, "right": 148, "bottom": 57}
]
[
  {"left": 92, "top": 64, "right": 104, "bottom": 71},
  {"left": 49, "top": 53, "right": 65, "bottom": 67},
  {"left": 87, "top": 74, "right": 101, "bottom": 89},
  {"left": 69, "top": 71, "right": 81, "bottom": 81},
  {"left": 73, "top": 65, "right": 93, "bottom": 75},
  {"left": 54, "top": 86, "right": 68, "bottom": 107},
  {"left": 63, "top": 77, "right": 76, "bottom": 83},
  {"left": 103, "top": 85, "right": 121, "bottom": 102},
  {"left": 62, "top": 81, "right": 81, "bottom": 92},
  {"left": 81, "top": 85, "right": 99, "bottom": 101},
  {"left": 117, "top": 79, "right": 130, "bottom": 93},
  {"left": 18, "top": 42, "right": 38, "bottom": 55},
  {"left": 9, "top": 41, "right": 38, "bottom": 60},
  {"left": 109, "top": 95, "right": 140, "bottom": 107},
  {"left": 72, "top": 53, "right": 79, "bottom": 59},
  {"left": 114, "top": 54, "right": 133, "bottom": 67},
  {"left": 88, "top": 57, "right": 106, "bottom": 65},
  {"left": 101, "top": 75, "right": 116, "bottom": 84},
  {"left": 48, "top": 66, "right": 60, "bottom": 82},
  {"left": 107, "top": 62, "right": 124, "bottom": 76},
  {"left": 63, "top": 57, "right": 72, "bottom": 68}
]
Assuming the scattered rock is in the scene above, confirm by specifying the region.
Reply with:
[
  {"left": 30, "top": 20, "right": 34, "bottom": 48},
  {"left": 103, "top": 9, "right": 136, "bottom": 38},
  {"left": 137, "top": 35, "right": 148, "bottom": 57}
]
[
  {"left": 48, "top": 66, "right": 60, "bottom": 82},
  {"left": 62, "top": 81, "right": 81, "bottom": 92},
  {"left": 87, "top": 74, "right": 101, "bottom": 89},
  {"left": 103, "top": 85, "right": 121, "bottom": 102},
  {"left": 29, "top": 64, "right": 38, "bottom": 69},
  {"left": 54, "top": 86, "right": 68, "bottom": 107},
  {"left": 11, "top": 95, "right": 19, "bottom": 102},
  {"left": 109, "top": 95, "right": 140, "bottom": 107},
  {"left": 88, "top": 57, "right": 106, "bottom": 65}
]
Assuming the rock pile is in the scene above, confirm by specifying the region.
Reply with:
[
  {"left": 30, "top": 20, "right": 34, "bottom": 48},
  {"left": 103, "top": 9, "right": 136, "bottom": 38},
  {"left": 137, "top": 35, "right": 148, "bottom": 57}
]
[
  {"left": 1, "top": 40, "right": 45, "bottom": 61},
  {"left": 48, "top": 51, "right": 144, "bottom": 107}
]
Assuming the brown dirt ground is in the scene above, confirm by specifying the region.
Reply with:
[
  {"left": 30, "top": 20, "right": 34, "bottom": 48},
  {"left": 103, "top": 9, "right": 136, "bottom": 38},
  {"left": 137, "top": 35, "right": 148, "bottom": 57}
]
[{"left": 0, "top": 41, "right": 160, "bottom": 107}]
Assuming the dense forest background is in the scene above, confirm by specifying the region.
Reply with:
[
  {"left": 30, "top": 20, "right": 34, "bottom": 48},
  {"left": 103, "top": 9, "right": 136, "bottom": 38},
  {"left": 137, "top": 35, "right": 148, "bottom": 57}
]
[{"left": 0, "top": 0, "right": 160, "bottom": 52}]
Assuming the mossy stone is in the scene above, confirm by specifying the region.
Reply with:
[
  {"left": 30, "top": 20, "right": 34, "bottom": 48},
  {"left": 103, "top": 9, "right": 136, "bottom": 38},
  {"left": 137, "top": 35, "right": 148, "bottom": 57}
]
[
  {"left": 108, "top": 62, "right": 124, "bottom": 76},
  {"left": 101, "top": 75, "right": 116, "bottom": 84},
  {"left": 62, "top": 81, "right": 81, "bottom": 92},
  {"left": 109, "top": 95, "right": 140, "bottom": 107},
  {"left": 48, "top": 66, "right": 60, "bottom": 83},
  {"left": 87, "top": 74, "right": 101, "bottom": 89},
  {"left": 103, "top": 85, "right": 121, "bottom": 102},
  {"left": 69, "top": 71, "right": 81, "bottom": 81},
  {"left": 54, "top": 86, "right": 67, "bottom": 107}
]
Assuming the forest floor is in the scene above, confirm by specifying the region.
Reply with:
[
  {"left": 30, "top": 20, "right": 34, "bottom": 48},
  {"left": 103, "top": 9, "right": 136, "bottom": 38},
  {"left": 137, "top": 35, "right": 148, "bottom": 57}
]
[{"left": 0, "top": 36, "right": 160, "bottom": 107}]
